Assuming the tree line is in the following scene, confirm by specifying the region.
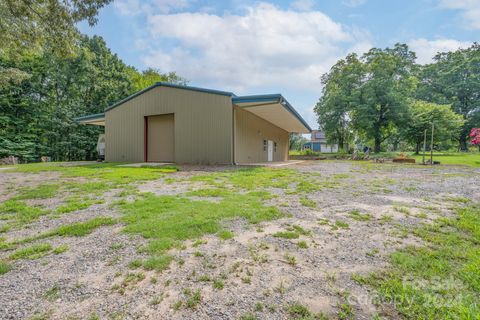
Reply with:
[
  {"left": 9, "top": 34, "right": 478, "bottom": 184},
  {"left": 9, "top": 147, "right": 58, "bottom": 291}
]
[
  {"left": 0, "top": 0, "right": 185, "bottom": 162},
  {"left": 315, "top": 43, "right": 480, "bottom": 153}
]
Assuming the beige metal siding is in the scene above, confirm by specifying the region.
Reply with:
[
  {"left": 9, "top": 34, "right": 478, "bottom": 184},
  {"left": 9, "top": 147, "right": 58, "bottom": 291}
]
[
  {"left": 105, "top": 86, "right": 233, "bottom": 164},
  {"left": 234, "top": 106, "right": 289, "bottom": 163},
  {"left": 147, "top": 114, "right": 174, "bottom": 162}
]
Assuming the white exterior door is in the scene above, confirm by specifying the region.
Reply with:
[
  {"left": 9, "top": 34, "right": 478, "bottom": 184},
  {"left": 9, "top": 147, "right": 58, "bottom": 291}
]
[{"left": 267, "top": 140, "right": 274, "bottom": 162}]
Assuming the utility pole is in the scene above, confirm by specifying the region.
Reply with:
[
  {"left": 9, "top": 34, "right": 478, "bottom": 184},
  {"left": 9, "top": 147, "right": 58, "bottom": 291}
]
[
  {"left": 422, "top": 129, "right": 427, "bottom": 165},
  {"left": 430, "top": 123, "right": 434, "bottom": 165}
]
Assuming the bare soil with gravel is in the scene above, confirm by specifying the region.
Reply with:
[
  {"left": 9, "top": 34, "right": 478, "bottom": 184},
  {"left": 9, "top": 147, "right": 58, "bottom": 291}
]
[{"left": 0, "top": 161, "right": 479, "bottom": 320}]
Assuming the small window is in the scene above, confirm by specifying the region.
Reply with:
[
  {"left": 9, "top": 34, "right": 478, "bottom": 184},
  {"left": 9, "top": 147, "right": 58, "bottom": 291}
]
[
  {"left": 263, "top": 140, "right": 267, "bottom": 151},
  {"left": 274, "top": 142, "right": 277, "bottom": 152}
]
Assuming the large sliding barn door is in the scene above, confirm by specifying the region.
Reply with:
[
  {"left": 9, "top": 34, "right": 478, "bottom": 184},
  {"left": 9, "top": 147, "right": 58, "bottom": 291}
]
[{"left": 146, "top": 114, "right": 174, "bottom": 162}]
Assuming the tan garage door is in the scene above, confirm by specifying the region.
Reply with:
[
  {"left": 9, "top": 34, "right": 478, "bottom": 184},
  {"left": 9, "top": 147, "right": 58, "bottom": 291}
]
[{"left": 147, "top": 114, "right": 174, "bottom": 162}]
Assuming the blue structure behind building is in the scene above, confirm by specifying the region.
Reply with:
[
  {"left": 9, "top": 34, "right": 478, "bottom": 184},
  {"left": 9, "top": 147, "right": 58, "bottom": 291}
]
[{"left": 303, "top": 142, "right": 321, "bottom": 152}]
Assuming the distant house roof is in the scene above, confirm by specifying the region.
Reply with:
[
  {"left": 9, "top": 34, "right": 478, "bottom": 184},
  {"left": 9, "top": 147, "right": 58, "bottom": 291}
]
[{"left": 312, "top": 130, "right": 326, "bottom": 139}]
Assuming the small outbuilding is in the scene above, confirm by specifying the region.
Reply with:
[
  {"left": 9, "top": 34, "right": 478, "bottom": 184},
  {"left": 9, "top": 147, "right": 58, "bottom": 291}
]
[
  {"left": 76, "top": 82, "right": 311, "bottom": 164},
  {"left": 302, "top": 130, "right": 339, "bottom": 153}
]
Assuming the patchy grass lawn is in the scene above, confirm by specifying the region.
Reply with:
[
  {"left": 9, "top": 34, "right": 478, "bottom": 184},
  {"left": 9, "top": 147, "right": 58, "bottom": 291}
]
[
  {"left": 356, "top": 205, "right": 480, "bottom": 318},
  {"left": 411, "top": 152, "right": 480, "bottom": 168},
  {"left": 119, "top": 191, "right": 281, "bottom": 271},
  {"left": 0, "top": 161, "right": 478, "bottom": 319},
  {"left": 290, "top": 151, "right": 480, "bottom": 168}
]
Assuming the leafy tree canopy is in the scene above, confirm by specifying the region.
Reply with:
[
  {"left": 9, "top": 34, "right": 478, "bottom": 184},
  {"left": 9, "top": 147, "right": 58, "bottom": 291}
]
[
  {"left": 316, "top": 43, "right": 417, "bottom": 152},
  {"left": 0, "top": 0, "right": 112, "bottom": 86},
  {"left": 417, "top": 43, "right": 480, "bottom": 150},
  {"left": 401, "top": 100, "right": 464, "bottom": 153},
  {"left": 127, "top": 68, "right": 187, "bottom": 92},
  {"left": 0, "top": 34, "right": 186, "bottom": 162}
]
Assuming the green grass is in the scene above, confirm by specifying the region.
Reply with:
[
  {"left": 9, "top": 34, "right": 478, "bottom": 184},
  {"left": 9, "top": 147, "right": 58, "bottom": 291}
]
[
  {"left": 284, "top": 253, "right": 297, "bottom": 266},
  {"left": 51, "top": 217, "right": 116, "bottom": 237},
  {"left": 0, "top": 199, "right": 48, "bottom": 226},
  {"left": 213, "top": 279, "right": 224, "bottom": 289},
  {"left": 363, "top": 205, "right": 480, "bottom": 318},
  {"left": 185, "top": 289, "right": 202, "bottom": 308},
  {"left": 9, "top": 243, "right": 52, "bottom": 260},
  {"left": 1, "top": 163, "right": 180, "bottom": 221},
  {"left": 286, "top": 303, "right": 313, "bottom": 319},
  {"left": 211, "top": 167, "right": 296, "bottom": 190},
  {"left": 290, "top": 151, "right": 480, "bottom": 167},
  {"left": 393, "top": 205, "right": 411, "bottom": 215},
  {"left": 217, "top": 230, "right": 234, "bottom": 240},
  {"left": 334, "top": 220, "right": 350, "bottom": 229},
  {"left": 273, "top": 225, "right": 310, "bottom": 239},
  {"left": 15, "top": 184, "right": 60, "bottom": 200},
  {"left": 444, "top": 196, "right": 471, "bottom": 204},
  {"left": 0, "top": 237, "right": 12, "bottom": 250},
  {"left": 297, "top": 240, "right": 308, "bottom": 249},
  {"left": 239, "top": 313, "right": 257, "bottom": 320},
  {"left": 300, "top": 196, "right": 316, "bottom": 208},
  {"left": 143, "top": 255, "right": 173, "bottom": 272},
  {"left": 128, "top": 259, "right": 142, "bottom": 269},
  {"left": 12, "top": 217, "right": 116, "bottom": 246},
  {"left": 44, "top": 284, "right": 61, "bottom": 301},
  {"left": 7, "top": 163, "right": 178, "bottom": 217},
  {"left": 12, "top": 162, "right": 177, "bottom": 183},
  {"left": 0, "top": 225, "right": 10, "bottom": 233},
  {"left": 0, "top": 261, "right": 11, "bottom": 274},
  {"left": 348, "top": 209, "right": 372, "bottom": 221},
  {"left": 6, "top": 163, "right": 178, "bottom": 217},
  {"left": 55, "top": 196, "right": 102, "bottom": 214},
  {"left": 189, "top": 167, "right": 338, "bottom": 194},
  {"left": 273, "top": 231, "right": 300, "bottom": 239},
  {"left": 53, "top": 244, "right": 68, "bottom": 254},
  {"left": 119, "top": 191, "right": 281, "bottom": 271},
  {"left": 410, "top": 152, "right": 480, "bottom": 168},
  {"left": 186, "top": 188, "right": 233, "bottom": 198}
]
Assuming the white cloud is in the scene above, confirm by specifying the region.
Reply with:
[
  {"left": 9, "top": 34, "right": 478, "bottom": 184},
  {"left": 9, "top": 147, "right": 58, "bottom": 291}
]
[
  {"left": 342, "top": 0, "right": 367, "bottom": 8},
  {"left": 290, "top": 0, "right": 315, "bottom": 11},
  {"left": 408, "top": 38, "right": 472, "bottom": 64},
  {"left": 439, "top": 0, "right": 480, "bottom": 29},
  {"left": 142, "top": 2, "right": 371, "bottom": 93},
  {"left": 114, "top": 0, "right": 143, "bottom": 15}
]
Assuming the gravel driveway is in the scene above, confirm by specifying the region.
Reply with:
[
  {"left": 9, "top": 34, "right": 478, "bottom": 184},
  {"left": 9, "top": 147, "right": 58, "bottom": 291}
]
[{"left": 0, "top": 161, "right": 478, "bottom": 320}]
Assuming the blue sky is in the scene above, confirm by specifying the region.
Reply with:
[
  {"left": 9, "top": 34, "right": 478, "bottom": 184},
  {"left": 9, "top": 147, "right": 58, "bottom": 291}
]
[{"left": 79, "top": 0, "right": 479, "bottom": 129}]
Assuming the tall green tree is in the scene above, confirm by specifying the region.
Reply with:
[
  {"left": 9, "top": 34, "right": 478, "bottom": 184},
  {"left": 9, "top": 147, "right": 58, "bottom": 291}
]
[
  {"left": 0, "top": 35, "right": 135, "bottom": 161},
  {"left": 289, "top": 133, "right": 308, "bottom": 151},
  {"left": 401, "top": 100, "right": 464, "bottom": 154},
  {"left": 128, "top": 68, "right": 187, "bottom": 92},
  {"left": 0, "top": 54, "right": 48, "bottom": 161},
  {"left": 315, "top": 44, "right": 417, "bottom": 152},
  {"left": 352, "top": 44, "right": 417, "bottom": 152},
  {"left": 39, "top": 35, "right": 135, "bottom": 160},
  {"left": 0, "top": 0, "right": 112, "bottom": 85},
  {"left": 417, "top": 43, "right": 480, "bottom": 150},
  {"left": 314, "top": 53, "right": 362, "bottom": 150}
]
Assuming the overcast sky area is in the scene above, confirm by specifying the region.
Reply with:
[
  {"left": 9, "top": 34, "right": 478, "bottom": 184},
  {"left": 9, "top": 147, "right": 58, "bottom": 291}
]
[{"left": 78, "top": 0, "right": 479, "bottom": 129}]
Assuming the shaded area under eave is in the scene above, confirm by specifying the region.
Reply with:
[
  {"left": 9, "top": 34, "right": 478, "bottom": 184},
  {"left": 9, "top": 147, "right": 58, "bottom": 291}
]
[
  {"left": 232, "top": 94, "right": 311, "bottom": 134},
  {"left": 75, "top": 113, "right": 105, "bottom": 126}
]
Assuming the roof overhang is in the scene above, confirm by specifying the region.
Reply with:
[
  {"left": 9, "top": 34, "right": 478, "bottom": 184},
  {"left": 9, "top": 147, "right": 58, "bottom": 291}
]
[
  {"left": 75, "top": 113, "right": 105, "bottom": 126},
  {"left": 232, "top": 94, "right": 311, "bottom": 133}
]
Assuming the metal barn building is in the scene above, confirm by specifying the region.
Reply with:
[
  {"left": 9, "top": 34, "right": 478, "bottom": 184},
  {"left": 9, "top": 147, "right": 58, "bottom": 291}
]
[{"left": 77, "top": 82, "right": 311, "bottom": 164}]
